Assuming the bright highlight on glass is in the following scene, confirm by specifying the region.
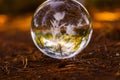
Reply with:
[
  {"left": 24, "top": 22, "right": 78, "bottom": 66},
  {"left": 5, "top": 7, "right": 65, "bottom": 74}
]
[{"left": 31, "top": 0, "right": 93, "bottom": 59}]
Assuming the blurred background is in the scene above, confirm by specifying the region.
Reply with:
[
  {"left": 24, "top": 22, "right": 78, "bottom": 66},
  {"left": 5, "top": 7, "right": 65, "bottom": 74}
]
[
  {"left": 0, "top": 0, "right": 120, "bottom": 14},
  {"left": 0, "top": 0, "right": 120, "bottom": 32}
]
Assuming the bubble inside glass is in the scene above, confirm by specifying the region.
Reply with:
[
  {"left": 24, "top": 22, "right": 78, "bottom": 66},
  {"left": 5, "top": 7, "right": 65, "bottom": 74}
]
[{"left": 31, "top": 0, "right": 93, "bottom": 59}]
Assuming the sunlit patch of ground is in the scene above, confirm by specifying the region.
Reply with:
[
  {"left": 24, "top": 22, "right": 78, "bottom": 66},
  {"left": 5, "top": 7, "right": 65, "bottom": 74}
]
[
  {"left": 94, "top": 11, "right": 120, "bottom": 21},
  {"left": 0, "top": 14, "right": 32, "bottom": 32},
  {"left": 0, "top": 15, "right": 8, "bottom": 24}
]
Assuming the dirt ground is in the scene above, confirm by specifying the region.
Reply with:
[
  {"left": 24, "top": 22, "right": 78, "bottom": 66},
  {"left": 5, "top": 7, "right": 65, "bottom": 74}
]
[{"left": 0, "top": 9, "right": 120, "bottom": 80}]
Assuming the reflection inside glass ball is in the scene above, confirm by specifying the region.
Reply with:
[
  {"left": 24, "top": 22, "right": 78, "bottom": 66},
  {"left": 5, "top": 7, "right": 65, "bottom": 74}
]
[{"left": 31, "top": 0, "right": 93, "bottom": 59}]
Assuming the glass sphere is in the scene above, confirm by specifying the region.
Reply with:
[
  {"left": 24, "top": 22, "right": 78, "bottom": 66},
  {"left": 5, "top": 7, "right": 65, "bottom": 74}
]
[{"left": 31, "top": 0, "right": 93, "bottom": 59}]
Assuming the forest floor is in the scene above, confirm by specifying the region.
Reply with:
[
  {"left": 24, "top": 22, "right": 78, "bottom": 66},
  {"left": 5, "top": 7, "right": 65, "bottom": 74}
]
[{"left": 0, "top": 8, "right": 120, "bottom": 80}]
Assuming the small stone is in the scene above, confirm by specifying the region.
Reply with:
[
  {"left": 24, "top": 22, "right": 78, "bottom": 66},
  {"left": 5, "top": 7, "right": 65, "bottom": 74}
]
[
  {"left": 87, "top": 61, "right": 91, "bottom": 64},
  {"left": 116, "top": 71, "right": 120, "bottom": 76},
  {"left": 89, "top": 52, "right": 93, "bottom": 55},
  {"left": 119, "top": 63, "right": 120, "bottom": 65},
  {"left": 116, "top": 53, "right": 120, "bottom": 56},
  {"left": 38, "top": 76, "right": 41, "bottom": 78}
]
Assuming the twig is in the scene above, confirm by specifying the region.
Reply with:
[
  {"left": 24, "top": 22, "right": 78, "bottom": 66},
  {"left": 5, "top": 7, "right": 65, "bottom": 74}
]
[{"left": 23, "top": 57, "right": 28, "bottom": 69}]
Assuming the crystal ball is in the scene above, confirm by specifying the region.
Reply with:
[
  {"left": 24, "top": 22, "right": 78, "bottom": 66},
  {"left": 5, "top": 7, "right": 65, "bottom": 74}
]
[{"left": 31, "top": 0, "right": 93, "bottom": 59}]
